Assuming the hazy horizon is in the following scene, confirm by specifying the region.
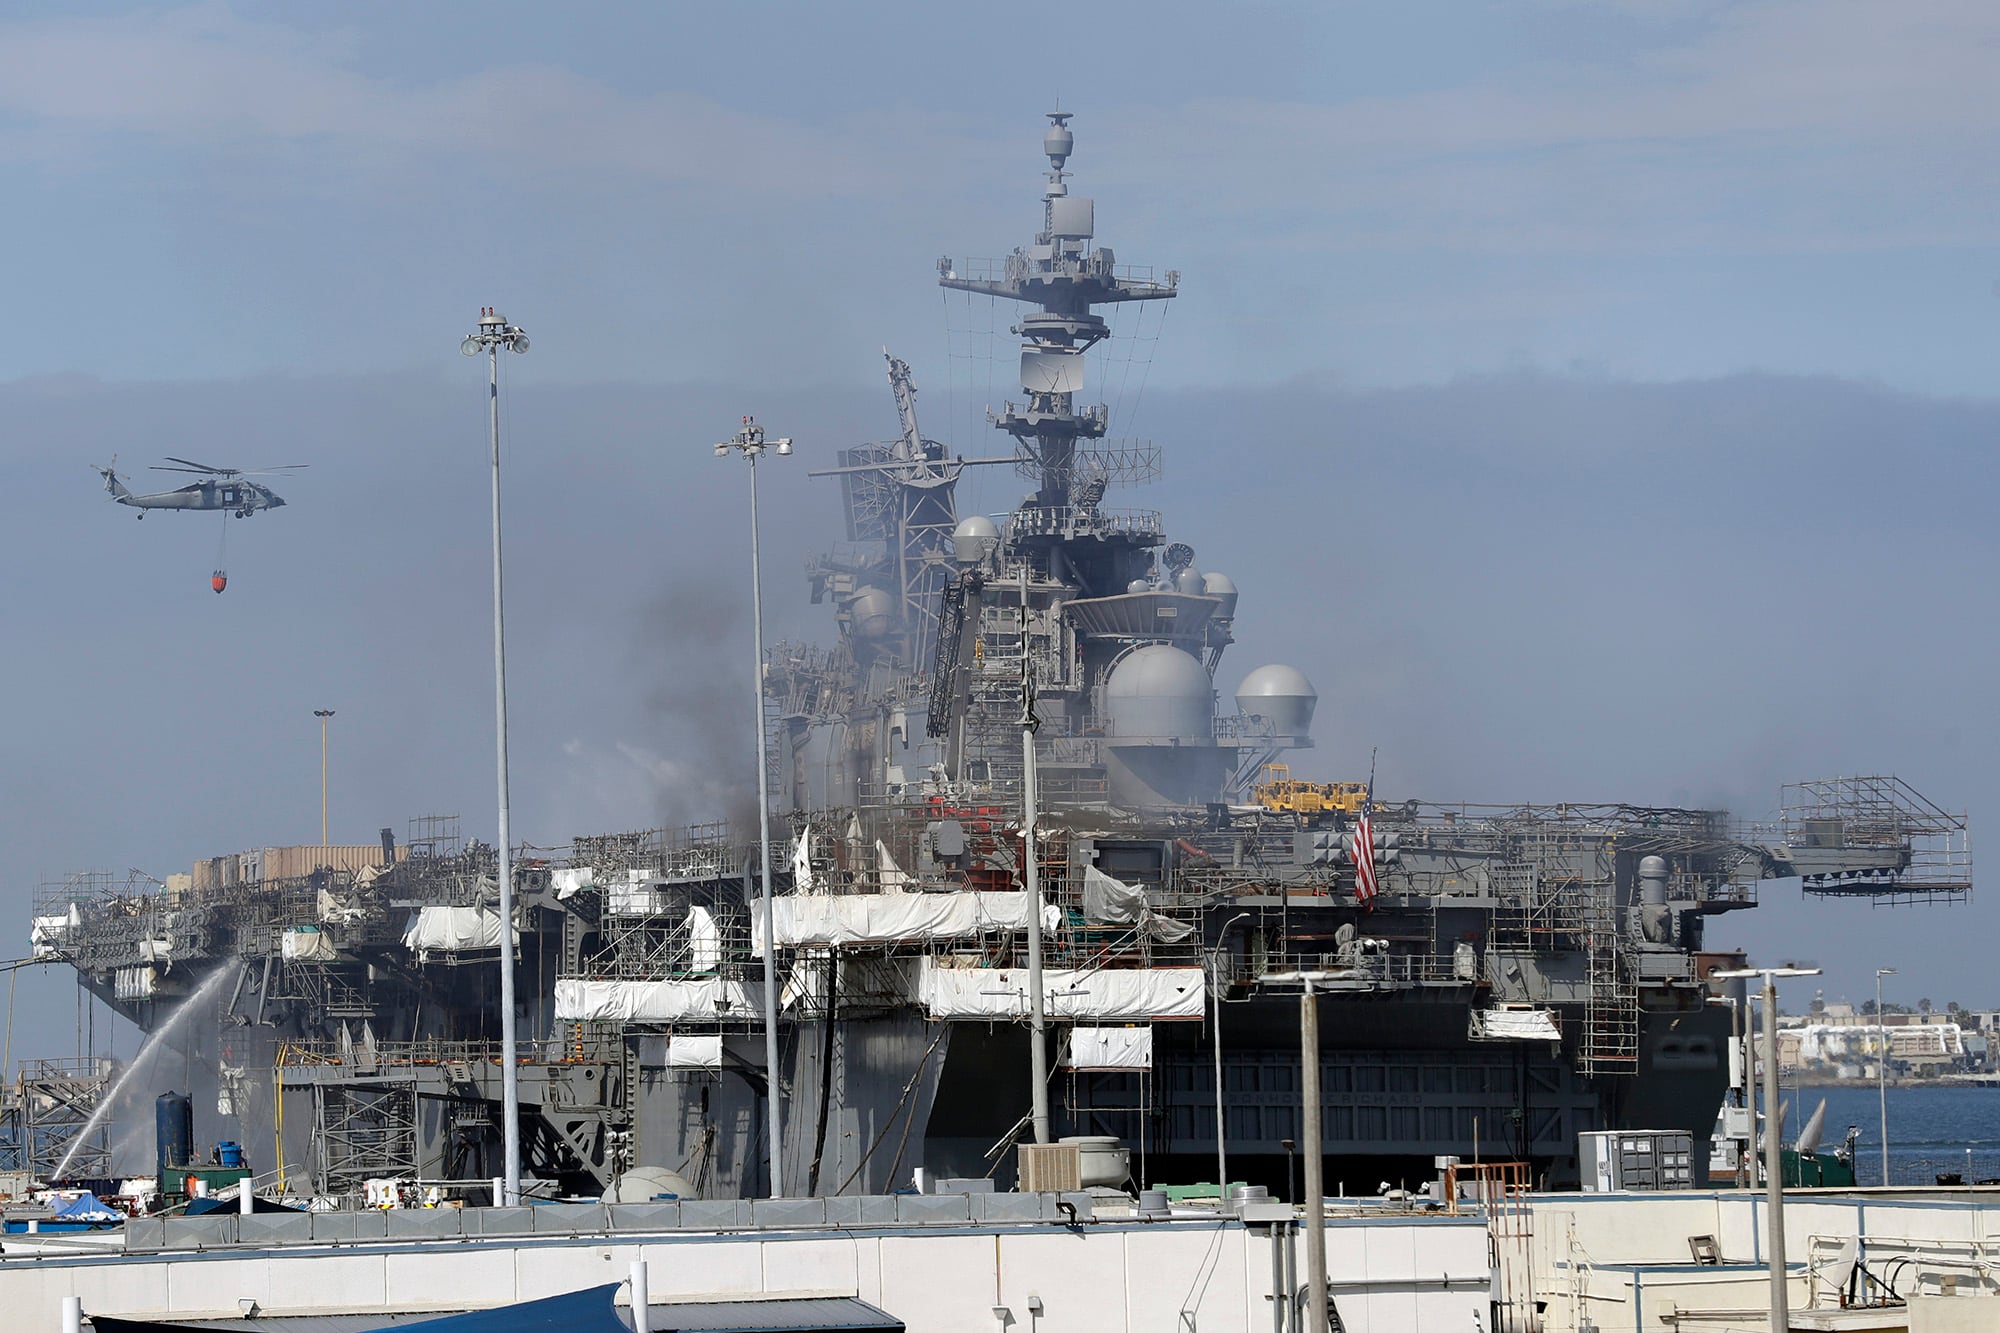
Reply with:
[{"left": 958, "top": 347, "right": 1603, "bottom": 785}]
[{"left": 2, "top": 1, "right": 1995, "bottom": 1059}]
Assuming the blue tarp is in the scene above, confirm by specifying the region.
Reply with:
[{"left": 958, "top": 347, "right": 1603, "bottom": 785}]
[
  {"left": 50, "top": 1191, "right": 120, "bottom": 1222},
  {"left": 86, "top": 1286, "right": 627, "bottom": 1333},
  {"left": 394, "top": 1285, "right": 629, "bottom": 1332},
  {"left": 82, "top": 1284, "right": 905, "bottom": 1332}
]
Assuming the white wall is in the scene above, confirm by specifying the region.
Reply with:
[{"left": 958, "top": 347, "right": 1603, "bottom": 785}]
[
  {"left": 0, "top": 1213, "right": 1494, "bottom": 1333},
  {"left": 1527, "top": 1190, "right": 2000, "bottom": 1333}
]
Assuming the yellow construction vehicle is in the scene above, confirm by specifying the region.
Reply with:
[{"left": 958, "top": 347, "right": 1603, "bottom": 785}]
[{"left": 1251, "top": 764, "right": 1369, "bottom": 819}]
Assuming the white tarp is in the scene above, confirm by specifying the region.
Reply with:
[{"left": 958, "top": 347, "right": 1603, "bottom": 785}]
[
  {"left": 781, "top": 963, "right": 822, "bottom": 1012},
  {"left": 667, "top": 1035, "right": 724, "bottom": 1069},
  {"left": 876, "top": 840, "right": 910, "bottom": 894},
  {"left": 792, "top": 829, "right": 818, "bottom": 895},
  {"left": 609, "top": 870, "right": 667, "bottom": 916},
  {"left": 551, "top": 867, "right": 596, "bottom": 900},
  {"left": 114, "top": 966, "right": 157, "bottom": 1001},
  {"left": 1469, "top": 1008, "right": 1562, "bottom": 1042},
  {"left": 1081, "top": 865, "right": 1195, "bottom": 943},
  {"left": 402, "top": 905, "right": 512, "bottom": 953},
  {"left": 30, "top": 905, "right": 79, "bottom": 957},
  {"left": 918, "top": 959, "right": 1205, "bottom": 1021},
  {"left": 753, "top": 891, "right": 1034, "bottom": 954},
  {"left": 685, "top": 905, "right": 720, "bottom": 974},
  {"left": 318, "top": 887, "right": 369, "bottom": 924},
  {"left": 281, "top": 927, "right": 337, "bottom": 962},
  {"left": 554, "top": 977, "right": 763, "bottom": 1022},
  {"left": 1068, "top": 1026, "right": 1155, "bottom": 1070}
]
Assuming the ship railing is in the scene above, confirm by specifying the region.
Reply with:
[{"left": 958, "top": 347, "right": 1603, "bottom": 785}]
[
  {"left": 33, "top": 868, "right": 167, "bottom": 921},
  {"left": 1211, "top": 714, "right": 1287, "bottom": 741},
  {"left": 1005, "top": 506, "right": 1164, "bottom": 542},
  {"left": 1684, "top": 879, "right": 1757, "bottom": 907},
  {"left": 802, "top": 544, "right": 880, "bottom": 577},
  {"left": 1226, "top": 950, "right": 1481, "bottom": 988},
  {"left": 546, "top": 827, "right": 746, "bottom": 891},
  {"left": 276, "top": 1035, "right": 625, "bottom": 1069}
]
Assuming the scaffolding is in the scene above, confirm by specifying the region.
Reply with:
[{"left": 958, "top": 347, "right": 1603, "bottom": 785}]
[
  {"left": 1783, "top": 776, "right": 1972, "bottom": 904},
  {"left": 16, "top": 1058, "right": 114, "bottom": 1181},
  {"left": 405, "top": 814, "right": 466, "bottom": 862},
  {"left": 313, "top": 1081, "right": 418, "bottom": 1193}
]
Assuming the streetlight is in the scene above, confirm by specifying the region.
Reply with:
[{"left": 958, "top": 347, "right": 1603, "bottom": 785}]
[
  {"left": 1876, "top": 967, "right": 1896, "bottom": 1187},
  {"left": 313, "top": 710, "right": 335, "bottom": 847},
  {"left": 1210, "top": 911, "right": 1251, "bottom": 1200},
  {"left": 461, "top": 307, "right": 529, "bottom": 1205},
  {"left": 1013, "top": 563, "right": 1054, "bottom": 1150},
  {"left": 1714, "top": 964, "right": 1820, "bottom": 1331},
  {"left": 715, "top": 415, "right": 791, "bottom": 1199},
  {"left": 1301, "top": 976, "right": 1328, "bottom": 1333}
]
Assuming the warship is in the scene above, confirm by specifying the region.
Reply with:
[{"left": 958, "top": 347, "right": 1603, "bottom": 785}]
[{"left": 11, "top": 115, "right": 1972, "bottom": 1204}]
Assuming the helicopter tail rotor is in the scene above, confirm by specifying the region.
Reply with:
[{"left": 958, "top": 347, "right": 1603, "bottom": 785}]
[{"left": 92, "top": 457, "right": 132, "bottom": 499}]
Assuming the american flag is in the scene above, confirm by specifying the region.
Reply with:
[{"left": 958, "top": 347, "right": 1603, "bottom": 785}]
[{"left": 1353, "top": 805, "right": 1378, "bottom": 910}]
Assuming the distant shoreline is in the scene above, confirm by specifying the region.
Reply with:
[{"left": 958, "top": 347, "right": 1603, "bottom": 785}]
[{"left": 1789, "top": 1076, "right": 2000, "bottom": 1089}]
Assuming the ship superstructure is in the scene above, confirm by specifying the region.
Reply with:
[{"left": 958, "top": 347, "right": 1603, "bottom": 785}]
[{"left": 21, "top": 117, "right": 1972, "bottom": 1203}]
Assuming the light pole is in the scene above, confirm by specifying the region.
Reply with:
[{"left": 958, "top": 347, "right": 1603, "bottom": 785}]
[
  {"left": 1715, "top": 964, "right": 1820, "bottom": 1332},
  {"left": 1877, "top": 967, "right": 1896, "bottom": 1187},
  {"left": 1301, "top": 977, "right": 1327, "bottom": 1333},
  {"left": 461, "top": 307, "right": 529, "bottom": 1204},
  {"left": 313, "top": 710, "right": 335, "bottom": 846},
  {"left": 1019, "top": 565, "right": 1050, "bottom": 1148},
  {"left": 715, "top": 415, "right": 792, "bottom": 1199},
  {"left": 1210, "top": 912, "right": 1251, "bottom": 1198}
]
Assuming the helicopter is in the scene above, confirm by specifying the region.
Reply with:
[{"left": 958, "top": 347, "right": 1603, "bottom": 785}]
[
  {"left": 94, "top": 457, "right": 306, "bottom": 593},
  {"left": 93, "top": 456, "right": 305, "bottom": 518}
]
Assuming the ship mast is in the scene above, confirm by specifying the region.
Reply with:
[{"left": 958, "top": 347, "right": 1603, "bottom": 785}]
[{"left": 938, "top": 113, "right": 1177, "bottom": 513}]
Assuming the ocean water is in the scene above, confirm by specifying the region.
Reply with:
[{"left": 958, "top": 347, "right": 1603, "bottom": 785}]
[{"left": 1776, "top": 1083, "right": 2000, "bottom": 1186}]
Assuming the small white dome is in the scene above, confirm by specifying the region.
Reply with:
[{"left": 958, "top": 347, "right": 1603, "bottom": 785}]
[
  {"left": 1201, "top": 572, "right": 1239, "bottom": 618},
  {"left": 953, "top": 515, "right": 1001, "bottom": 565}
]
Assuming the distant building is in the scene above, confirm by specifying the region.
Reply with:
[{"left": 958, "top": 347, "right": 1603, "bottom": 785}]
[{"left": 1777, "top": 1017, "right": 1970, "bottom": 1079}]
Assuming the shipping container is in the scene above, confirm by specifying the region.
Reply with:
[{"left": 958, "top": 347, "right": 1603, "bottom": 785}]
[
  {"left": 257, "top": 844, "right": 410, "bottom": 881},
  {"left": 193, "top": 844, "right": 408, "bottom": 888},
  {"left": 1578, "top": 1129, "right": 1697, "bottom": 1192}
]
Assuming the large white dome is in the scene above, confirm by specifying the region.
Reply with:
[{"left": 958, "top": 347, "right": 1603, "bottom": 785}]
[{"left": 1104, "top": 645, "right": 1214, "bottom": 740}]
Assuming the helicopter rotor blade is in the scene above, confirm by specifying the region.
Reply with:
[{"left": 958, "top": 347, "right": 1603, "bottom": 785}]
[
  {"left": 152, "top": 465, "right": 224, "bottom": 474},
  {"left": 160, "top": 456, "right": 239, "bottom": 475},
  {"left": 233, "top": 465, "right": 310, "bottom": 476}
]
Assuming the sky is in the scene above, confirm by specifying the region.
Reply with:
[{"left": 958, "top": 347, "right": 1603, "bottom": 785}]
[{"left": 3, "top": 0, "right": 1998, "bottom": 1052}]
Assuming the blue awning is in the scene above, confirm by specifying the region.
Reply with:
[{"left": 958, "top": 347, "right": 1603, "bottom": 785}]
[
  {"left": 87, "top": 1286, "right": 623, "bottom": 1333},
  {"left": 84, "top": 1284, "right": 904, "bottom": 1333},
  {"left": 642, "top": 1296, "right": 903, "bottom": 1333},
  {"left": 51, "top": 1191, "right": 121, "bottom": 1222}
]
